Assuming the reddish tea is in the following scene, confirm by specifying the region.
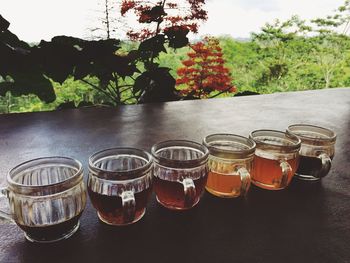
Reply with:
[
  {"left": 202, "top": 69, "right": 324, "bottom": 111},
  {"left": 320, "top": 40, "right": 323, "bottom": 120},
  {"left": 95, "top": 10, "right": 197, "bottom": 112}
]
[
  {"left": 154, "top": 176, "right": 207, "bottom": 210},
  {"left": 252, "top": 155, "right": 299, "bottom": 190},
  {"left": 88, "top": 187, "right": 152, "bottom": 225},
  {"left": 206, "top": 171, "right": 242, "bottom": 197}
]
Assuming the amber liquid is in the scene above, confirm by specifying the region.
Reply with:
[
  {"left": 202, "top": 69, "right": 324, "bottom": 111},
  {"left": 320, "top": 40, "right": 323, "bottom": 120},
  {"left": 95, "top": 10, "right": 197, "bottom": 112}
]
[
  {"left": 206, "top": 171, "right": 242, "bottom": 198},
  {"left": 252, "top": 155, "right": 299, "bottom": 190},
  {"left": 154, "top": 176, "right": 207, "bottom": 210},
  {"left": 18, "top": 212, "right": 82, "bottom": 242},
  {"left": 88, "top": 187, "right": 152, "bottom": 225}
]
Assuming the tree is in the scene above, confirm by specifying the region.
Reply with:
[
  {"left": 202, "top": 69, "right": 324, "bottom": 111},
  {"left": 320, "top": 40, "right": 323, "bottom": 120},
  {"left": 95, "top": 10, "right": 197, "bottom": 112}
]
[
  {"left": 311, "top": 0, "right": 350, "bottom": 35},
  {"left": 310, "top": 0, "right": 350, "bottom": 88},
  {"left": 251, "top": 16, "right": 313, "bottom": 91},
  {"left": 176, "top": 37, "right": 236, "bottom": 99},
  {"left": 251, "top": 6, "right": 350, "bottom": 92},
  {"left": 89, "top": 0, "right": 121, "bottom": 40}
]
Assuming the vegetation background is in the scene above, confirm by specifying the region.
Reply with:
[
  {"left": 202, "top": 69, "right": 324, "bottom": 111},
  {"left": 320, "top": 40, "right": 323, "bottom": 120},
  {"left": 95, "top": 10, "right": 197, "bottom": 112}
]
[{"left": 1, "top": 0, "right": 349, "bottom": 113}]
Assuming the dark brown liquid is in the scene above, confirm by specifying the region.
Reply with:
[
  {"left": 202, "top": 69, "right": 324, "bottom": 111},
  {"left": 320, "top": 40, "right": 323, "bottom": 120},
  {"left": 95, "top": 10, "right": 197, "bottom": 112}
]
[
  {"left": 154, "top": 176, "right": 207, "bottom": 210},
  {"left": 18, "top": 212, "right": 82, "bottom": 242},
  {"left": 296, "top": 155, "right": 323, "bottom": 175},
  {"left": 88, "top": 187, "right": 152, "bottom": 225}
]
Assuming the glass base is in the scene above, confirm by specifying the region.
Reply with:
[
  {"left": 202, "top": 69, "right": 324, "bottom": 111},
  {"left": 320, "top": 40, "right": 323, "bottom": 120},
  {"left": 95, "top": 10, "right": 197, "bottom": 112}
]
[
  {"left": 156, "top": 196, "right": 200, "bottom": 210},
  {"left": 205, "top": 187, "right": 240, "bottom": 198},
  {"left": 295, "top": 173, "right": 321, "bottom": 182},
  {"left": 97, "top": 210, "right": 145, "bottom": 226},
  {"left": 24, "top": 221, "right": 80, "bottom": 243},
  {"left": 251, "top": 180, "right": 287, "bottom": 191}
]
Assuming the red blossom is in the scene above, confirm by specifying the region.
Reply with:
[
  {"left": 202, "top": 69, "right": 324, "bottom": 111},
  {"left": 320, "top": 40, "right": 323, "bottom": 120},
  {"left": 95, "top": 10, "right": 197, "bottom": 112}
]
[
  {"left": 176, "top": 37, "right": 236, "bottom": 98},
  {"left": 120, "top": 0, "right": 207, "bottom": 41},
  {"left": 121, "top": 0, "right": 137, "bottom": 15}
]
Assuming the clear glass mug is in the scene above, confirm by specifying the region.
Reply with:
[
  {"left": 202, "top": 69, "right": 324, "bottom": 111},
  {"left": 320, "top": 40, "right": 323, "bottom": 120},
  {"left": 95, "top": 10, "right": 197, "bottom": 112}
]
[
  {"left": 287, "top": 124, "right": 336, "bottom": 181},
  {"left": 0, "top": 157, "right": 86, "bottom": 243},
  {"left": 203, "top": 134, "right": 256, "bottom": 198},
  {"left": 88, "top": 148, "right": 153, "bottom": 226},
  {"left": 250, "top": 130, "right": 301, "bottom": 190},
  {"left": 151, "top": 140, "right": 209, "bottom": 210}
]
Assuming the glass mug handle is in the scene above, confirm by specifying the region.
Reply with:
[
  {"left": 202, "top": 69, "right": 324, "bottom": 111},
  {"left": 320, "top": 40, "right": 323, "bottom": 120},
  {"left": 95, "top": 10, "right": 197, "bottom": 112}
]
[
  {"left": 120, "top": 191, "right": 136, "bottom": 224},
  {"left": 182, "top": 178, "right": 196, "bottom": 208},
  {"left": 314, "top": 152, "right": 332, "bottom": 178},
  {"left": 236, "top": 167, "right": 251, "bottom": 196},
  {"left": 0, "top": 187, "right": 13, "bottom": 222},
  {"left": 277, "top": 160, "right": 292, "bottom": 188}
]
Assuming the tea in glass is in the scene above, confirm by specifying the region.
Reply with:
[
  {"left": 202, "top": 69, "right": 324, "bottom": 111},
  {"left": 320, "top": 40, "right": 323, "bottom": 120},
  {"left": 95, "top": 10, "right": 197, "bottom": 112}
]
[
  {"left": 203, "top": 134, "right": 256, "bottom": 198},
  {"left": 250, "top": 130, "right": 301, "bottom": 190},
  {"left": 151, "top": 140, "right": 209, "bottom": 210},
  {"left": 88, "top": 148, "right": 153, "bottom": 225},
  {"left": 0, "top": 157, "right": 86, "bottom": 243},
  {"left": 287, "top": 124, "right": 336, "bottom": 181}
]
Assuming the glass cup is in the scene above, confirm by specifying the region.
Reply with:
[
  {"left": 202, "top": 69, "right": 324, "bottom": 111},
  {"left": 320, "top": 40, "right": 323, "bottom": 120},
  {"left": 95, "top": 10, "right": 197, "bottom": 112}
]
[
  {"left": 88, "top": 148, "right": 153, "bottom": 226},
  {"left": 287, "top": 124, "right": 336, "bottom": 181},
  {"left": 0, "top": 157, "right": 86, "bottom": 243},
  {"left": 250, "top": 130, "right": 301, "bottom": 190},
  {"left": 151, "top": 140, "right": 209, "bottom": 210},
  {"left": 203, "top": 134, "right": 256, "bottom": 198}
]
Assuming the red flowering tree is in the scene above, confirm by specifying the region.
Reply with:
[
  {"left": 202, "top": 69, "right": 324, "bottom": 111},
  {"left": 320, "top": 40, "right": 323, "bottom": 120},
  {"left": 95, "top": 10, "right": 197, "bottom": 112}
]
[
  {"left": 120, "top": 0, "right": 207, "bottom": 41},
  {"left": 176, "top": 37, "right": 236, "bottom": 99}
]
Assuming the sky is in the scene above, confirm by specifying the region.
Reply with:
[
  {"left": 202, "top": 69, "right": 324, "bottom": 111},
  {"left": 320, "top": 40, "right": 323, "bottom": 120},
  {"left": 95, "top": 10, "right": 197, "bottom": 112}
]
[{"left": 0, "top": 0, "right": 345, "bottom": 42}]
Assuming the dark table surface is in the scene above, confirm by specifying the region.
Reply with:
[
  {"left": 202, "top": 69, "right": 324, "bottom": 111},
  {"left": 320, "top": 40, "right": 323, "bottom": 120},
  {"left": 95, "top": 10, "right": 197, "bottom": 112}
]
[{"left": 0, "top": 88, "right": 349, "bottom": 263}]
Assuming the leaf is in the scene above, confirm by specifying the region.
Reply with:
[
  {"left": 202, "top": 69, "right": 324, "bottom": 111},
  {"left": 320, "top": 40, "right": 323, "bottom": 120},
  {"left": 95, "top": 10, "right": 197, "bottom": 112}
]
[
  {"left": 165, "top": 26, "right": 189, "bottom": 49},
  {"left": 138, "top": 35, "right": 166, "bottom": 59},
  {"left": 80, "top": 39, "right": 121, "bottom": 59},
  {"left": 0, "top": 15, "right": 10, "bottom": 32},
  {"left": 110, "top": 55, "right": 139, "bottom": 78},
  {"left": 56, "top": 101, "right": 76, "bottom": 110},
  {"left": 139, "top": 5, "right": 167, "bottom": 23},
  {"left": 51, "top": 36, "right": 85, "bottom": 47},
  {"left": 74, "top": 63, "right": 92, "bottom": 81},
  {"left": 0, "top": 30, "right": 31, "bottom": 50},
  {"left": 139, "top": 67, "right": 179, "bottom": 103},
  {"left": 133, "top": 73, "right": 151, "bottom": 94},
  {"left": 0, "top": 72, "right": 56, "bottom": 103},
  {"left": 74, "top": 39, "right": 123, "bottom": 81},
  {"left": 34, "top": 40, "right": 79, "bottom": 84}
]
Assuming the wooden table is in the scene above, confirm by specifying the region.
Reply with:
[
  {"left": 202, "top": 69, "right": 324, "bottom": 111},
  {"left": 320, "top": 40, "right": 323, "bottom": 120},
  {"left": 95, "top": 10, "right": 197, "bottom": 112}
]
[{"left": 0, "top": 88, "right": 349, "bottom": 263}]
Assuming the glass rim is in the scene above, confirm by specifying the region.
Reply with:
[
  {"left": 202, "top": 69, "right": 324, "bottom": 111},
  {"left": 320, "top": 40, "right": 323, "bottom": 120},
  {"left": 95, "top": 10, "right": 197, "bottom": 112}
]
[
  {"left": 287, "top": 124, "right": 336, "bottom": 143},
  {"left": 7, "top": 156, "right": 83, "bottom": 190},
  {"left": 151, "top": 140, "right": 209, "bottom": 169},
  {"left": 88, "top": 147, "right": 153, "bottom": 179},
  {"left": 203, "top": 133, "right": 256, "bottom": 158},
  {"left": 249, "top": 129, "right": 301, "bottom": 152}
]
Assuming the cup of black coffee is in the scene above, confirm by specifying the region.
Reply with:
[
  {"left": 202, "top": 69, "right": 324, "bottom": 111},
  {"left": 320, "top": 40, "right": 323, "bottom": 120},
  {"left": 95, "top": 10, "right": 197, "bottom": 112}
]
[
  {"left": 287, "top": 124, "right": 336, "bottom": 181},
  {"left": 0, "top": 157, "right": 86, "bottom": 243}
]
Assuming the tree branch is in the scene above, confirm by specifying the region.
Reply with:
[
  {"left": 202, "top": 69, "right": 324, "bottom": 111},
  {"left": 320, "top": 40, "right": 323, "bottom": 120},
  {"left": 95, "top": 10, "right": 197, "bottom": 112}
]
[
  {"left": 209, "top": 86, "right": 235, "bottom": 99},
  {"left": 80, "top": 79, "right": 116, "bottom": 104}
]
